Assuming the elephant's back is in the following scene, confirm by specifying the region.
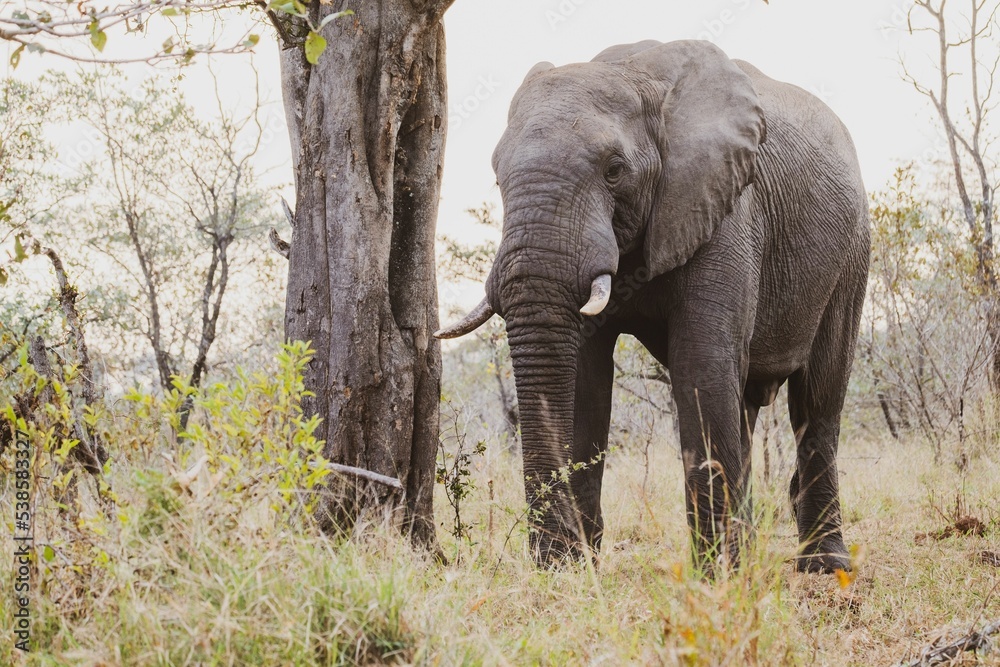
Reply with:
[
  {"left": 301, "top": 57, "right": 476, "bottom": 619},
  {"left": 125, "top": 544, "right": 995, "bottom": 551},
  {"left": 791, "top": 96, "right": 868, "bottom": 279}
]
[
  {"left": 733, "top": 58, "right": 868, "bottom": 251},
  {"left": 734, "top": 60, "right": 866, "bottom": 204},
  {"left": 732, "top": 61, "right": 870, "bottom": 381}
]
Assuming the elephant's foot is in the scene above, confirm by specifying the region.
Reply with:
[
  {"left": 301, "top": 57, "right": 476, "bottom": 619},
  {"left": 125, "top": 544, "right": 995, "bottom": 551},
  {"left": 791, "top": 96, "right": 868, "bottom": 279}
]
[
  {"left": 794, "top": 535, "right": 850, "bottom": 574},
  {"left": 527, "top": 495, "right": 603, "bottom": 567},
  {"left": 530, "top": 529, "right": 588, "bottom": 568},
  {"left": 692, "top": 535, "right": 751, "bottom": 578}
]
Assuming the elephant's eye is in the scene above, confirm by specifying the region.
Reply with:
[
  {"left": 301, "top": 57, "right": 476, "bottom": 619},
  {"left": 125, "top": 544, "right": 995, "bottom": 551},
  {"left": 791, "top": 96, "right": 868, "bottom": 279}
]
[{"left": 604, "top": 161, "right": 626, "bottom": 183}]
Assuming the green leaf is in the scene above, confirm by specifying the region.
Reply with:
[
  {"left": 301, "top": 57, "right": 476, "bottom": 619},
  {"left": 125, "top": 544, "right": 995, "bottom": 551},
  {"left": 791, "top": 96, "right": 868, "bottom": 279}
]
[
  {"left": 161, "top": 7, "right": 179, "bottom": 16},
  {"left": 42, "top": 545, "right": 55, "bottom": 562},
  {"left": 9, "top": 44, "right": 24, "bottom": 69},
  {"left": 13, "top": 235, "right": 26, "bottom": 262},
  {"left": 268, "top": 1, "right": 297, "bottom": 15},
  {"left": 89, "top": 21, "right": 107, "bottom": 52},
  {"left": 304, "top": 31, "right": 327, "bottom": 65},
  {"left": 0, "top": 267, "right": 7, "bottom": 286},
  {"left": 243, "top": 34, "right": 260, "bottom": 49},
  {"left": 318, "top": 9, "right": 353, "bottom": 30},
  {"left": 163, "top": 36, "right": 176, "bottom": 54}
]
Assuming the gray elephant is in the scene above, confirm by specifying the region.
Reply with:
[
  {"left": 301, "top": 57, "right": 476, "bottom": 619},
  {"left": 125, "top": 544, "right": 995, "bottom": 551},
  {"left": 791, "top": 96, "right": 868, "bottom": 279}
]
[{"left": 437, "top": 39, "right": 870, "bottom": 574}]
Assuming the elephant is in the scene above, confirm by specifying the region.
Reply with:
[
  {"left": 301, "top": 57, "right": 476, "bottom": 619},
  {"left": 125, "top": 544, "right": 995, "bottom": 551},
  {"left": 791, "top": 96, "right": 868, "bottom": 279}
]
[{"left": 436, "top": 39, "right": 870, "bottom": 574}]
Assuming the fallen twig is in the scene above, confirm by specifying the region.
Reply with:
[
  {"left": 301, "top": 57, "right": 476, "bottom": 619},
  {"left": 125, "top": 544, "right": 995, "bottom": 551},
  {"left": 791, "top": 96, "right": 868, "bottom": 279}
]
[
  {"left": 898, "top": 618, "right": 1000, "bottom": 666},
  {"left": 310, "top": 461, "right": 404, "bottom": 491}
]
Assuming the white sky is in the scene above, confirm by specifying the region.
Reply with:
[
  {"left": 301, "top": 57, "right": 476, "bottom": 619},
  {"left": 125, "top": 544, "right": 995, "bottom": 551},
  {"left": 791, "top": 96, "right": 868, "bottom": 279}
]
[
  {"left": 2, "top": 0, "right": 962, "bottom": 307},
  {"left": 441, "top": 0, "right": 931, "bottom": 245}
]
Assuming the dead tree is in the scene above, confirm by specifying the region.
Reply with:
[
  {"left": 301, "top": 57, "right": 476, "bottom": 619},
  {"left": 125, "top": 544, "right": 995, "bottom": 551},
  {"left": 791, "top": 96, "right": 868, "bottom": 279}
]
[
  {"left": 274, "top": 1, "right": 455, "bottom": 546},
  {"left": 2, "top": 244, "right": 109, "bottom": 507},
  {"left": 908, "top": 0, "right": 1000, "bottom": 389},
  {"left": 36, "top": 243, "right": 108, "bottom": 470},
  {"left": 5, "top": 0, "right": 458, "bottom": 547}
]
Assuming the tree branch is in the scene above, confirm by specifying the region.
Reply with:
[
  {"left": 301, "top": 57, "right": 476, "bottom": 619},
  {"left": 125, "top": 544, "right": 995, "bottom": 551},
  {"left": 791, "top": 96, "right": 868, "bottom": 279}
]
[{"left": 1, "top": 1, "right": 262, "bottom": 66}]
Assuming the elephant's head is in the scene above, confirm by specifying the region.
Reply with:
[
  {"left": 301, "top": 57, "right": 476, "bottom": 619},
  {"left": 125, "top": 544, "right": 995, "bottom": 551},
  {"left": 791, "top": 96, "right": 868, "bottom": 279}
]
[{"left": 436, "top": 40, "right": 766, "bottom": 564}]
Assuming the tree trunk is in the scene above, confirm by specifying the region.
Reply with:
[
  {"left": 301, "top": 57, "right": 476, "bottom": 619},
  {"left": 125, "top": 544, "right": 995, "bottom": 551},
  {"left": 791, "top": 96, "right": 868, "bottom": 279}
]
[
  {"left": 987, "top": 300, "right": 1000, "bottom": 392},
  {"left": 279, "top": 0, "right": 451, "bottom": 547}
]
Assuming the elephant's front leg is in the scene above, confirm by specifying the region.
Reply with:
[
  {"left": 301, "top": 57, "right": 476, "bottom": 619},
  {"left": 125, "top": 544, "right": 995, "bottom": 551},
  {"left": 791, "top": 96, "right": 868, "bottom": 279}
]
[
  {"left": 570, "top": 328, "right": 618, "bottom": 553},
  {"left": 666, "top": 314, "right": 755, "bottom": 573},
  {"left": 671, "top": 361, "right": 751, "bottom": 571}
]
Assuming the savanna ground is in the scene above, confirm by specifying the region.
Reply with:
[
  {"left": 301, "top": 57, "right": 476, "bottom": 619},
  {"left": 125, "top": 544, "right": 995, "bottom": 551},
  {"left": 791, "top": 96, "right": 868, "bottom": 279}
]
[{"left": 1, "top": 345, "right": 998, "bottom": 666}]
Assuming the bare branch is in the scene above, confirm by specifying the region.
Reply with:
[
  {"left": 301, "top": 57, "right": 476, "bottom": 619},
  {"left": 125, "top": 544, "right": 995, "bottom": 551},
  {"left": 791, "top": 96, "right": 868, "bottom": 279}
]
[
  {"left": 0, "top": 1, "right": 263, "bottom": 66},
  {"left": 898, "top": 618, "right": 1000, "bottom": 666}
]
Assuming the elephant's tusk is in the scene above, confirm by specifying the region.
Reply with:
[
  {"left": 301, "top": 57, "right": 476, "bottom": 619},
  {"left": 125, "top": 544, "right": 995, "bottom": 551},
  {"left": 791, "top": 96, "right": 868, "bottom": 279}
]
[
  {"left": 580, "top": 274, "right": 612, "bottom": 316},
  {"left": 434, "top": 298, "right": 495, "bottom": 339}
]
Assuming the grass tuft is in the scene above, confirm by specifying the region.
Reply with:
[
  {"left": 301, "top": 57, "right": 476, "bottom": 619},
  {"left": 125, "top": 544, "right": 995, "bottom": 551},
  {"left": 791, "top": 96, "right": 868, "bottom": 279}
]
[{"left": 2, "top": 348, "right": 1000, "bottom": 665}]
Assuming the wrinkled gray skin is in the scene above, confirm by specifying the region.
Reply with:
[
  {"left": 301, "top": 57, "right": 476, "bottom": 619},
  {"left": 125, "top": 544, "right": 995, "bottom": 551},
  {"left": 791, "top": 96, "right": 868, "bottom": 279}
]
[{"left": 440, "top": 40, "right": 870, "bottom": 574}]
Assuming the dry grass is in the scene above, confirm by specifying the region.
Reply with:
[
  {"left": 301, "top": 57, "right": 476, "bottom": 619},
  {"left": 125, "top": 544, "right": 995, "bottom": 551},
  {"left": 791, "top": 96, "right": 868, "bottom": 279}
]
[{"left": 2, "top": 415, "right": 999, "bottom": 666}]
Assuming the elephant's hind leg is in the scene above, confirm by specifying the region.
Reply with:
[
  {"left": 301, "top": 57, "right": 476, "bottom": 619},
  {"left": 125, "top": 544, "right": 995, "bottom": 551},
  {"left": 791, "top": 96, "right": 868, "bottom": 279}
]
[{"left": 787, "top": 265, "right": 866, "bottom": 574}]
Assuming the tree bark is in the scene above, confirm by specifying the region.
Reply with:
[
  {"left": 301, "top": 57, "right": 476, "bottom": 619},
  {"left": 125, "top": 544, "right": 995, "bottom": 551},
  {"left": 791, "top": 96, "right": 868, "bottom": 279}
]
[
  {"left": 124, "top": 208, "right": 174, "bottom": 392},
  {"left": 39, "top": 246, "right": 108, "bottom": 472},
  {"left": 279, "top": 0, "right": 451, "bottom": 547}
]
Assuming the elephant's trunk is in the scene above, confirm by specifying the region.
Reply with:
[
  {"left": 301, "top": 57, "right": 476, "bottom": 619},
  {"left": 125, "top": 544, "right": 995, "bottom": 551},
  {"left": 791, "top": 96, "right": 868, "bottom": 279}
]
[
  {"left": 487, "top": 185, "right": 618, "bottom": 564},
  {"left": 504, "top": 299, "right": 585, "bottom": 564}
]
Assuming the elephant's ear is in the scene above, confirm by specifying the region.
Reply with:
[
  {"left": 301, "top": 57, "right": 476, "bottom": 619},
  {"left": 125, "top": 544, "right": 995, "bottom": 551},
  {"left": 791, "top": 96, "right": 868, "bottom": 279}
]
[
  {"left": 592, "top": 40, "right": 662, "bottom": 63},
  {"left": 631, "top": 41, "right": 766, "bottom": 277},
  {"left": 522, "top": 61, "right": 555, "bottom": 86}
]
